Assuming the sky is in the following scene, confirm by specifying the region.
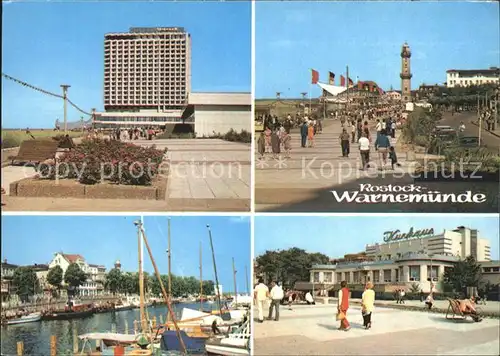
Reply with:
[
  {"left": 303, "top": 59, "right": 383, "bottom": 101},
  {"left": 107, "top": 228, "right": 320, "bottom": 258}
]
[
  {"left": 1, "top": 215, "right": 251, "bottom": 294},
  {"left": 255, "top": 215, "right": 500, "bottom": 260},
  {"left": 1, "top": 1, "right": 251, "bottom": 128},
  {"left": 256, "top": 1, "right": 499, "bottom": 98}
]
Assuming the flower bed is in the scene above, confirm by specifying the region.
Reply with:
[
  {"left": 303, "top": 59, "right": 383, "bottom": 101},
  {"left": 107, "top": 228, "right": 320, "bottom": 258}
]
[{"left": 38, "top": 139, "right": 167, "bottom": 186}]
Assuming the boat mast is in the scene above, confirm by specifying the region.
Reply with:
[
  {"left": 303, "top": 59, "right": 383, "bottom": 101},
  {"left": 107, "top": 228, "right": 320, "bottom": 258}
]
[
  {"left": 199, "top": 241, "right": 203, "bottom": 312},
  {"left": 232, "top": 257, "right": 238, "bottom": 306},
  {"left": 245, "top": 265, "right": 249, "bottom": 295},
  {"left": 167, "top": 218, "right": 172, "bottom": 323},
  {"left": 137, "top": 218, "right": 147, "bottom": 333},
  {"left": 207, "top": 224, "right": 223, "bottom": 317},
  {"left": 139, "top": 223, "right": 187, "bottom": 354}
]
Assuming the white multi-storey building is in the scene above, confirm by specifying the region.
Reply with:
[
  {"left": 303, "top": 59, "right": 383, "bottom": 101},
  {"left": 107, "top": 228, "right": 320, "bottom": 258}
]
[
  {"left": 446, "top": 67, "right": 499, "bottom": 88},
  {"left": 309, "top": 226, "right": 494, "bottom": 295}
]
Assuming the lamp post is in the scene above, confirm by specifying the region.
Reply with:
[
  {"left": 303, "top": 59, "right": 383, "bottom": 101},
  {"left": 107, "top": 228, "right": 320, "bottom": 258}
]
[
  {"left": 60, "top": 84, "right": 71, "bottom": 134},
  {"left": 301, "top": 92, "right": 307, "bottom": 117}
]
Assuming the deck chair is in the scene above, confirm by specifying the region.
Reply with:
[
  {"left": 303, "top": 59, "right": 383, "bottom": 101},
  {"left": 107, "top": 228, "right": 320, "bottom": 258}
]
[{"left": 445, "top": 298, "right": 482, "bottom": 322}]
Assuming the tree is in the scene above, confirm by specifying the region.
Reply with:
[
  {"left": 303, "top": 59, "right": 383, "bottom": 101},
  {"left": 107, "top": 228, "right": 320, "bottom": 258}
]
[
  {"left": 47, "top": 266, "right": 63, "bottom": 297},
  {"left": 13, "top": 267, "right": 39, "bottom": 302},
  {"left": 105, "top": 268, "right": 123, "bottom": 295},
  {"left": 443, "top": 256, "right": 483, "bottom": 296},
  {"left": 64, "top": 263, "right": 88, "bottom": 296},
  {"left": 255, "top": 248, "right": 330, "bottom": 289}
]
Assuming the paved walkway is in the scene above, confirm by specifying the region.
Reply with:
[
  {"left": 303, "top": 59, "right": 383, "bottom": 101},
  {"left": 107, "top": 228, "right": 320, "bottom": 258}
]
[
  {"left": 1, "top": 138, "right": 250, "bottom": 212},
  {"left": 255, "top": 119, "right": 411, "bottom": 211},
  {"left": 254, "top": 304, "right": 500, "bottom": 355}
]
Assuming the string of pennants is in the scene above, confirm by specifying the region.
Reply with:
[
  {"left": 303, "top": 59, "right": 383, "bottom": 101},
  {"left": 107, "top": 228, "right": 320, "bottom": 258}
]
[
  {"left": 311, "top": 69, "right": 385, "bottom": 95},
  {"left": 2, "top": 72, "right": 93, "bottom": 116}
]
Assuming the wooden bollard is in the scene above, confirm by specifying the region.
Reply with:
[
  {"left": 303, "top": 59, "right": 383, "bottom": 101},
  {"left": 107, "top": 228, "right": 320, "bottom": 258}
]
[
  {"left": 73, "top": 328, "right": 79, "bottom": 353},
  {"left": 152, "top": 316, "right": 157, "bottom": 329},
  {"left": 16, "top": 341, "right": 24, "bottom": 356},
  {"left": 124, "top": 319, "right": 129, "bottom": 334},
  {"left": 50, "top": 335, "right": 57, "bottom": 356},
  {"left": 159, "top": 314, "right": 163, "bottom": 324}
]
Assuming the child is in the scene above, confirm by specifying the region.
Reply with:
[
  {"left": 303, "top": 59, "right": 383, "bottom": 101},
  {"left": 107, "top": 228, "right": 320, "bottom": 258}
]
[
  {"left": 389, "top": 146, "right": 401, "bottom": 170},
  {"left": 257, "top": 132, "right": 266, "bottom": 159}
]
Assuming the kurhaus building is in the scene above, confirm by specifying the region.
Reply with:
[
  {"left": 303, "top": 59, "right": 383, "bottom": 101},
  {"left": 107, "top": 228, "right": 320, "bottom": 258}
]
[
  {"left": 93, "top": 27, "right": 251, "bottom": 135},
  {"left": 307, "top": 226, "right": 493, "bottom": 296}
]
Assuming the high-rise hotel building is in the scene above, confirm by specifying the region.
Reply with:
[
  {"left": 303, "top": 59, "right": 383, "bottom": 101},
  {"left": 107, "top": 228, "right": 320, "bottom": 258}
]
[{"left": 95, "top": 27, "right": 192, "bottom": 127}]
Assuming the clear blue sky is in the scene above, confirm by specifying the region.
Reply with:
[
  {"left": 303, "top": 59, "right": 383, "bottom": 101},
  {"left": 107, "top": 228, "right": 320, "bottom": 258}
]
[
  {"left": 1, "top": 1, "right": 251, "bottom": 128},
  {"left": 255, "top": 215, "right": 499, "bottom": 260},
  {"left": 256, "top": 1, "right": 499, "bottom": 98},
  {"left": 1, "top": 215, "right": 251, "bottom": 294}
]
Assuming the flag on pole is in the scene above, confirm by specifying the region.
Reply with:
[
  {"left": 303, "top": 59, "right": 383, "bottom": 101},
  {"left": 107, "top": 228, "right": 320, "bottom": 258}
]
[
  {"left": 328, "top": 72, "right": 335, "bottom": 85},
  {"left": 340, "top": 75, "right": 346, "bottom": 87},
  {"left": 311, "top": 69, "right": 319, "bottom": 84}
]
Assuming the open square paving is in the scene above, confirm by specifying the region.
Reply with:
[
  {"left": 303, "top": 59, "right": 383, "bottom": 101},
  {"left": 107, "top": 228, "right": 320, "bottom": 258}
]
[
  {"left": 1, "top": 138, "right": 250, "bottom": 212},
  {"left": 254, "top": 303, "right": 500, "bottom": 355}
]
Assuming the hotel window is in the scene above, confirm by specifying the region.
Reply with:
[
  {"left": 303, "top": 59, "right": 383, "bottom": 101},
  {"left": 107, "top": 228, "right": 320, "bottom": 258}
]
[
  {"left": 373, "top": 270, "right": 380, "bottom": 283},
  {"left": 353, "top": 271, "right": 360, "bottom": 283},
  {"left": 427, "top": 266, "right": 439, "bottom": 281},
  {"left": 336, "top": 272, "right": 342, "bottom": 282},
  {"left": 383, "top": 270, "right": 391, "bottom": 282},
  {"left": 324, "top": 272, "right": 332, "bottom": 283},
  {"left": 313, "top": 272, "right": 320, "bottom": 283},
  {"left": 409, "top": 266, "right": 420, "bottom": 281}
]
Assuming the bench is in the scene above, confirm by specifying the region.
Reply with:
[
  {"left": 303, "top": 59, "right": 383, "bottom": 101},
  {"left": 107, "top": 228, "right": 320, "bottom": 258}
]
[
  {"left": 445, "top": 298, "right": 482, "bottom": 322},
  {"left": 8, "top": 139, "right": 60, "bottom": 165}
]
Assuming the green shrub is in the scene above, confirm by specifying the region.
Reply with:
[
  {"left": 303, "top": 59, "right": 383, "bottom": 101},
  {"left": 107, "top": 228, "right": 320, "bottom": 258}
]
[{"left": 1, "top": 135, "right": 21, "bottom": 149}]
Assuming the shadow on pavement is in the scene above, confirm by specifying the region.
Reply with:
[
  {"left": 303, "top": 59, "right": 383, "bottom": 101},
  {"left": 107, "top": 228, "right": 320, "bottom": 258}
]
[
  {"left": 259, "top": 173, "right": 499, "bottom": 213},
  {"left": 428, "top": 315, "right": 475, "bottom": 324}
]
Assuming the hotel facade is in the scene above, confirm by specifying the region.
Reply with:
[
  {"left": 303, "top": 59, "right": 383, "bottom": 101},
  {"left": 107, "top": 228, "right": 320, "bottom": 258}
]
[
  {"left": 308, "top": 226, "right": 495, "bottom": 296},
  {"left": 93, "top": 27, "right": 251, "bottom": 136},
  {"left": 446, "top": 67, "right": 499, "bottom": 88}
]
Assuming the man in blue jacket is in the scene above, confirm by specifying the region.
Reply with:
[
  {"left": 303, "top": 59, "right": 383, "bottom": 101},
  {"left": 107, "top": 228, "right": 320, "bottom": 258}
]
[
  {"left": 300, "top": 121, "right": 308, "bottom": 148},
  {"left": 375, "top": 130, "right": 391, "bottom": 167}
]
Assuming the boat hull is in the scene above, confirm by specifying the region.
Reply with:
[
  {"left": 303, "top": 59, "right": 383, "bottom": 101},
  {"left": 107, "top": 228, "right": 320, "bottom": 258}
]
[
  {"left": 205, "top": 343, "right": 249, "bottom": 356},
  {"left": 43, "top": 309, "right": 94, "bottom": 321},
  {"left": 5, "top": 313, "right": 42, "bottom": 325}
]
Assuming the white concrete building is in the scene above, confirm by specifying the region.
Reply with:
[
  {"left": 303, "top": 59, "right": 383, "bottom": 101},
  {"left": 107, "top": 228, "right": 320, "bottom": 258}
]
[
  {"left": 385, "top": 91, "right": 402, "bottom": 101},
  {"left": 48, "top": 253, "right": 106, "bottom": 296},
  {"left": 446, "top": 67, "right": 499, "bottom": 88},
  {"left": 183, "top": 92, "right": 251, "bottom": 137}
]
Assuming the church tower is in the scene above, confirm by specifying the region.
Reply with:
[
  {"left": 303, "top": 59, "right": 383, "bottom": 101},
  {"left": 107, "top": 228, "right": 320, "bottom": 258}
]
[{"left": 400, "top": 43, "right": 412, "bottom": 102}]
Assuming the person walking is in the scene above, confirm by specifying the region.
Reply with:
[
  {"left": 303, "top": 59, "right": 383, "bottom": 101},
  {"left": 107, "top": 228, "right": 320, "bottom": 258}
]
[
  {"left": 361, "top": 282, "right": 375, "bottom": 330},
  {"left": 257, "top": 132, "right": 266, "bottom": 160},
  {"left": 268, "top": 281, "right": 284, "bottom": 321},
  {"left": 271, "top": 129, "right": 281, "bottom": 159},
  {"left": 358, "top": 132, "right": 371, "bottom": 170},
  {"left": 282, "top": 132, "right": 292, "bottom": 158},
  {"left": 351, "top": 121, "right": 356, "bottom": 143},
  {"left": 375, "top": 130, "right": 391, "bottom": 168},
  {"left": 375, "top": 119, "right": 382, "bottom": 138},
  {"left": 389, "top": 146, "right": 401, "bottom": 170},
  {"left": 254, "top": 278, "right": 269, "bottom": 323},
  {"left": 337, "top": 281, "right": 351, "bottom": 331},
  {"left": 300, "top": 121, "right": 308, "bottom": 148},
  {"left": 305, "top": 291, "right": 316, "bottom": 305},
  {"left": 339, "top": 129, "right": 350, "bottom": 157},
  {"left": 264, "top": 127, "right": 272, "bottom": 153},
  {"left": 307, "top": 122, "right": 315, "bottom": 148}
]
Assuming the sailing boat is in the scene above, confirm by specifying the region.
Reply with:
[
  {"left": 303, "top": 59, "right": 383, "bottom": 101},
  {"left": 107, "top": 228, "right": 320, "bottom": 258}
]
[{"left": 204, "top": 318, "right": 251, "bottom": 356}]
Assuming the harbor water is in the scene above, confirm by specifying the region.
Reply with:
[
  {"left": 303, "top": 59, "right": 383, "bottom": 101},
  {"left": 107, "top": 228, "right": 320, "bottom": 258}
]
[{"left": 1, "top": 302, "right": 215, "bottom": 356}]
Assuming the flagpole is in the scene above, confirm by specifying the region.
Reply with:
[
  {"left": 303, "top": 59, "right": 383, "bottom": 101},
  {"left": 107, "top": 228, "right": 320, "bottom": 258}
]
[{"left": 346, "top": 65, "right": 349, "bottom": 114}]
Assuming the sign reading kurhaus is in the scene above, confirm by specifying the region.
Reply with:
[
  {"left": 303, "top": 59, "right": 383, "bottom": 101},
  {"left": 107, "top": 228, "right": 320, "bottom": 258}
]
[{"left": 383, "top": 227, "right": 435, "bottom": 243}]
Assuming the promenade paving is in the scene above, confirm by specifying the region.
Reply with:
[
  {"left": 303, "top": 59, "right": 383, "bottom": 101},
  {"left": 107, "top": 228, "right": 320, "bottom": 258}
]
[
  {"left": 254, "top": 303, "right": 500, "bottom": 355},
  {"left": 255, "top": 118, "right": 499, "bottom": 212},
  {"left": 1, "top": 138, "right": 250, "bottom": 212}
]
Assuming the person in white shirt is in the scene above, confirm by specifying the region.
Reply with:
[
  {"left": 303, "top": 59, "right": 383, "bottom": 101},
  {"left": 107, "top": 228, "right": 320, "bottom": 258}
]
[
  {"left": 268, "top": 281, "right": 284, "bottom": 321},
  {"left": 375, "top": 119, "right": 382, "bottom": 137},
  {"left": 358, "top": 133, "right": 371, "bottom": 170},
  {"left": 305, "top": 291, "right": 316, "bottom": 305},
  {"left": 253, "top": 278, "right": 269, "bottom": 323}
]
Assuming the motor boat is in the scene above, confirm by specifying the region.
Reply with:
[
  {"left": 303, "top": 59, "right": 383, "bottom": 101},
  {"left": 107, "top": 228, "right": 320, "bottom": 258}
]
[
  {"left": 3, "top": 312, "right": 42, "bottom": 325},
  {"left": 205, "top": 318, "right": 250, "bottom": 356}
]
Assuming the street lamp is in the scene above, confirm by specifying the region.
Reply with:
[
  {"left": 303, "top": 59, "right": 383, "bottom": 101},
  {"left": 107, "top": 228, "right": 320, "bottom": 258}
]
[{"left": 60, "top": 84, "right": 71, "bottom": 134}]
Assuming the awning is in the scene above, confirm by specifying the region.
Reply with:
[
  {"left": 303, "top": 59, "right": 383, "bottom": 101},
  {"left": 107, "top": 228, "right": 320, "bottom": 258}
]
[{"left": 317, "top": 82, "right": 348, "bottom": 97}]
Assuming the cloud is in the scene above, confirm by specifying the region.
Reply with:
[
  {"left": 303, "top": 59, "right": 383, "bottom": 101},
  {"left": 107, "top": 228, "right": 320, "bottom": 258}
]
[
  {"left": 285, "top": 9, "right": 311, "bottom": 24},
  {"left": 228, "top": 216, "right": 250, "bottom": 224}
]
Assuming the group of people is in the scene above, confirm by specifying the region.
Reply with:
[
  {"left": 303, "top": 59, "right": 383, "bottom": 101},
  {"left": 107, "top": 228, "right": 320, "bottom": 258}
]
[{"left": 113, "top": 127, "right": 159, "bottom": 141}]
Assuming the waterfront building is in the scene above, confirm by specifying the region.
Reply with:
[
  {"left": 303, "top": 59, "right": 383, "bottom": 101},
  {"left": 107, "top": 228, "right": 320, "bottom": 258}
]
[
  {"left": 446, "top": 67, "right": 499, "bottom": 88},
  {"left": 384, "top": 91, "right": 402, "bottom": 101},
  {"left": 306, "top": 226, "right": 494, "bottom": 296},
  {"left": 48, "top": 253, "right": 106, "bottom": 296},
  {"left": 1, "top": 259, "right": 18, "bottom": 303}
]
